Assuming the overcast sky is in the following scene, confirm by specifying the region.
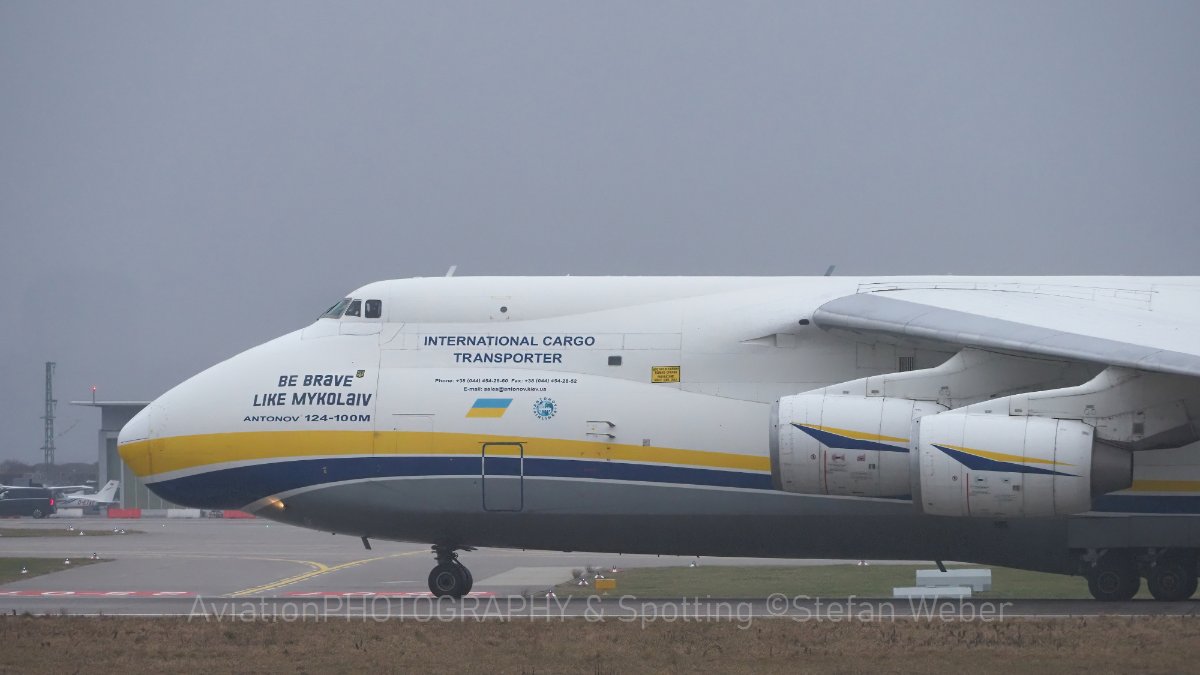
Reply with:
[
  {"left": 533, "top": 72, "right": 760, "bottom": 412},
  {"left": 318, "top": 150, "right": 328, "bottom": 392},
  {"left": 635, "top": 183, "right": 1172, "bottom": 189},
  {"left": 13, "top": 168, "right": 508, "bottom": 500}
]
[{"left": 2, "top": 1, "right": 1198, "bottom": 463}]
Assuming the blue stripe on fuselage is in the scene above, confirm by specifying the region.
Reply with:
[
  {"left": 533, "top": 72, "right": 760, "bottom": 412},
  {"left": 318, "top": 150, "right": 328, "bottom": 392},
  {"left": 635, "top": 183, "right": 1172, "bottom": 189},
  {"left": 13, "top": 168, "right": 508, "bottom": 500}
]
[
  {"left": 145, "top": 456, "right": 776, "bottom": 509},
  {"left": 1090, "top": 494, "right": 1200, "bottom": 514}
]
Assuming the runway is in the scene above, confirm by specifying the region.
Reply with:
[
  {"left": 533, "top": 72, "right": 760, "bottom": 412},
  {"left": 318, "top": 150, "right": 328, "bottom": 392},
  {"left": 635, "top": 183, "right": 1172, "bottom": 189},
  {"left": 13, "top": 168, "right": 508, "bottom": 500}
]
[
  {"left": 4, "top": 593, "right": 1200, "bottom": 620},
  {"left": 2, "top": 518, "right": 1198, "bottom": 619},
  {"left": 1, "top": 517, "right": 836, "bottom": 600}
]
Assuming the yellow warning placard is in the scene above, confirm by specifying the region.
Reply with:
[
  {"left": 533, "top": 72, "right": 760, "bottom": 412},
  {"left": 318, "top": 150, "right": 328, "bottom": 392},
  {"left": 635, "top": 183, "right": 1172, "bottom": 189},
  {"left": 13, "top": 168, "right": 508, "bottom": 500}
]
[{"left": 651, "top": 366, "right": 681, "bottom": 383}]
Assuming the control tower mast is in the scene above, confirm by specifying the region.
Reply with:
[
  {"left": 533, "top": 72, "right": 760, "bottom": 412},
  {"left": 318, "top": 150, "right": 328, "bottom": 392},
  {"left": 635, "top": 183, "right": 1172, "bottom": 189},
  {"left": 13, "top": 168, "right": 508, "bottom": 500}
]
[{"left": 41, "top": 361, "right": 55, "bottom": 466}]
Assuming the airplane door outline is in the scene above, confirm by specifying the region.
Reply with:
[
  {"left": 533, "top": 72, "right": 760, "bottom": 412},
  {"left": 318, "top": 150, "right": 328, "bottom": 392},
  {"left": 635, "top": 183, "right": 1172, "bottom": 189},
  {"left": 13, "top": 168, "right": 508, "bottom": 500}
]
[
  {"left": 383, "top": 415, "right": 434, "bottom": 454},
  {"left": 481, "top": 442, "right": 524, "bottom": 512}
]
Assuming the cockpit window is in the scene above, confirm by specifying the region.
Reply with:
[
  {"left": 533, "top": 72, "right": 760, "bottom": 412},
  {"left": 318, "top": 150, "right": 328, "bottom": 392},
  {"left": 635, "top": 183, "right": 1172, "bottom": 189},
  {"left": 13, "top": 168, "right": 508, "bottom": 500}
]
[
  {"left": 365, "top": 299, "right": 382, "bottom": 319},
  {"left": 344, "top": 299, "right": 362, "bottom": 317},
  {"left": 320, "top": 298, "right": 352, "bottom": 319}
]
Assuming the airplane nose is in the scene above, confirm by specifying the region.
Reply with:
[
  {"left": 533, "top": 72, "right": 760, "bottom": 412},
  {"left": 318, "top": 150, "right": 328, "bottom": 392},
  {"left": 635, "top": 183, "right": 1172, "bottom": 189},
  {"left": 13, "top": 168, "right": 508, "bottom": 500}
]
[
  {"left": 119, "top": 405, "right": 153, "bottom": 445},
  {"left": 118, "top": 404, "right": 156, "bottom": 477},
  {"left": 113, "top": 327, "right": 368, "bottom": 509}
]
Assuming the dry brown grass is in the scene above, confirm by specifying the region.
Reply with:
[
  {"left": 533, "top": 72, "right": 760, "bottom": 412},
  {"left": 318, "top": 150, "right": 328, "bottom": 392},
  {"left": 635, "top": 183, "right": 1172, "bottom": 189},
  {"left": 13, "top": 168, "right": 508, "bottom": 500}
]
[{"left": 2, "top": 615, "right": 1199, "bottom": 674}]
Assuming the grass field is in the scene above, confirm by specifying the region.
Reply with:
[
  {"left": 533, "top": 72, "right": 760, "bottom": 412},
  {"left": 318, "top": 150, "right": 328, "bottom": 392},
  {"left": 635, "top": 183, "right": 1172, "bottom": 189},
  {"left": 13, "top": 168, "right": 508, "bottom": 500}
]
[
  {"left": 0, "top": 527, "right": 139, "bottom": 538},
  {"left": 556, "top": 564, "right": 1132, "bottom": 600},
  {"left": 2, "top": 615, "right": 1198, "bottom": 674},
  {"left": 0, "top": 558, "right": 105, "bottom": 584}
]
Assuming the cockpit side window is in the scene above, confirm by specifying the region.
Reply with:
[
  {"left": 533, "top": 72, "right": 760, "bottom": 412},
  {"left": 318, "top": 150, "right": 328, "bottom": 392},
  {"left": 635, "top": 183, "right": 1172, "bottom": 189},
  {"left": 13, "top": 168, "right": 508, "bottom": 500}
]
[
  {"left": 344, "top": 299, "right": 362, "bottom": 317},
  {"left": 365, "top": 299, "right": 382, "bottom": 319},
  {"left": 320, "top": 298, "right": 352, "bottom": 319}
]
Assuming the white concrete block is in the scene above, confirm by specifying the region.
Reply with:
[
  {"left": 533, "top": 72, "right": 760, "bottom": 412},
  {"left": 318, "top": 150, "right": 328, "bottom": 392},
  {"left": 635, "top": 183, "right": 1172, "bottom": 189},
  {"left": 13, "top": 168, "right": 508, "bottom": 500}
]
[
  {"left": 167, "top": 508, "right": 202, "bottom": 518},
  {"left": 892, "top": 586, "right": 973, "bottom": 599},
  {"left": 53, "top": 508, "right": 84, "bottom": 517},
  {"left": 916, "top": 569, "right": 992, "bottom": 592}
]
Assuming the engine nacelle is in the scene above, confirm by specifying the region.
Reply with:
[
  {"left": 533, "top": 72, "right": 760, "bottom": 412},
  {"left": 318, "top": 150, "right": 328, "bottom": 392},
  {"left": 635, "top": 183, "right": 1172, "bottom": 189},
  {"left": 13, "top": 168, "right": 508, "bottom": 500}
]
[
  {"left": 916, "top": 413, "right": 1132, "bottom": 518},
  {"left": 772, "top": 394, "right": 945, "bottom": 498}
]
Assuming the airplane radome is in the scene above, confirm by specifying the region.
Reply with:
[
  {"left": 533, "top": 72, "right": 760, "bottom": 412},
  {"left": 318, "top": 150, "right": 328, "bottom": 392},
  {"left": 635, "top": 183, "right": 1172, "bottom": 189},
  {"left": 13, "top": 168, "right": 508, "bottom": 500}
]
[{"left": 117, "top": 276, "right": 1200, "bottom": 601}]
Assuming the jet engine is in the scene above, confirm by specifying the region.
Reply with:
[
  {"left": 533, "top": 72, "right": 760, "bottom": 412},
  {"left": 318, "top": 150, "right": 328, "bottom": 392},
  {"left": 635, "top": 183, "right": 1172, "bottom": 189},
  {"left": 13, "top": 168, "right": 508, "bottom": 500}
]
[
  {"left": 772, "top": 392, "right": 1133, "bottom": 517},
  {"left": 915, "top": 412, "right": 1132, "bottom": 518},
  {"left": 771, "top": 393, "right": 945, "bottom": 499}
]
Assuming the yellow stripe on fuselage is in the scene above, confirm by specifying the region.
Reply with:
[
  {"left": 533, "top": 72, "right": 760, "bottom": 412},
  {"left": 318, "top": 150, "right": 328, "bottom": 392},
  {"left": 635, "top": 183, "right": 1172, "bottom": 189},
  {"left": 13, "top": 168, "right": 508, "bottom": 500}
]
[
  {"left": 119, "top": 430, "right": 771, "bottom": 478},
  {"left": 1129, "top": 480, "right": 1200, "bottom": 493},
  {"left": 934, "top": 443, "right": 1071, "bottom": 467},
  {"left": 799, "top": 424, "right": 908, "bottom": 444}
]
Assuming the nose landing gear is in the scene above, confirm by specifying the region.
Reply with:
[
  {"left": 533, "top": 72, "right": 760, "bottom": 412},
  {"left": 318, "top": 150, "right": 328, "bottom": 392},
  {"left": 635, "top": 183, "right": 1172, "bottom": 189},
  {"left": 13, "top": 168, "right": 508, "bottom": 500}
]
[{"left": 428, "top": 545, "right": 474, "bottom": 598}]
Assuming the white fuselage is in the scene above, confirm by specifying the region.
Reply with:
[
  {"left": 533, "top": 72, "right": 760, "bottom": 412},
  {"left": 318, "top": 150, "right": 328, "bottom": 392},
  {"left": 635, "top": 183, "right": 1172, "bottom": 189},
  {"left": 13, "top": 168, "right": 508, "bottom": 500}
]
[{"left": 117, "top": 277, "right": 1200, "bottom": 574}]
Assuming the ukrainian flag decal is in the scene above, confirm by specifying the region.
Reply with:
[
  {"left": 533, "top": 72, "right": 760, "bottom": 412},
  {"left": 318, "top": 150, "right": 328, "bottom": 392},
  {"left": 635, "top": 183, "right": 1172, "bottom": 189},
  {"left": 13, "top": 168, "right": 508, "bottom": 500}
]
[{"left": 466, "top": 398, "right": 513, "bottom": 418}]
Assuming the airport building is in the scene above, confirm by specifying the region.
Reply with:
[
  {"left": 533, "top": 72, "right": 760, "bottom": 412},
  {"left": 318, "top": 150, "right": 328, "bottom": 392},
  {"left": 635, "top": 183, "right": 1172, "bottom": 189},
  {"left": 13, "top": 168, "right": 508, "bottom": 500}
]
[{"left": 70, "top": 401, "right": 179, "bottom": 509}]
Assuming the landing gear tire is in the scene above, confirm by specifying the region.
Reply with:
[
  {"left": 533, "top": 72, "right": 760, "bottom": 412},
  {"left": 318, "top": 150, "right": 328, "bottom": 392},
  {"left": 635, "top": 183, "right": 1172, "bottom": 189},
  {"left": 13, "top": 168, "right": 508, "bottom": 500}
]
[
  {"left": 1087, "top": 553, "right": 1141, "bottom": 601},
  {"left": 458, "top": 563, "right": 474, "bottom": 595},
  {"left": 428, "top": 544, "right": 474, "bottom": 598},
  {"left": 428, "top": 563, "right": 470, "bottom": 598},
  {"left": 1147, "top": 555, "right": 1198, "bottom": 602}
]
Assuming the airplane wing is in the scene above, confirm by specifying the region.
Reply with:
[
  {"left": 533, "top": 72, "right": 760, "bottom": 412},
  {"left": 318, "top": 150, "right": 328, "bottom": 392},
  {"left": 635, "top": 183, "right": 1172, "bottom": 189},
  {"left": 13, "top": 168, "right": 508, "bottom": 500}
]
[
  {"left": 812, "top": 283, "right": 1200, "bottom": 377},
  {"left": 53, "top": 485, "right": 93, "bottom": 495}
]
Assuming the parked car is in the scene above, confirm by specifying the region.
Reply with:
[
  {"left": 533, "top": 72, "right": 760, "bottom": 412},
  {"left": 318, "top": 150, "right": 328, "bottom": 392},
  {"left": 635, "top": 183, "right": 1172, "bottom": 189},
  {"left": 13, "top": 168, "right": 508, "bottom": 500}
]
[{"left": 0, "top": 486, "right": 56, "bottom": 518}]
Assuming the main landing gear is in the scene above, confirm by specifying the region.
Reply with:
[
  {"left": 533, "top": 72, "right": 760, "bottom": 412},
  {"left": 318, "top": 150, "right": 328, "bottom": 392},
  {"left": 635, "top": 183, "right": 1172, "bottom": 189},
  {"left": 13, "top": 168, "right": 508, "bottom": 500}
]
[
  {"left": 1147, "top": 552, "right": 1199, "bottom": 602},
  {"left": 1084, "top": 549, "right": 1199, "bottom": 601},
  {"left": 1086, "top": 551, "right": 1141, "bottom": 601},
  {"left": 427, "top": 545, "right": 473, "bottom": 598}
]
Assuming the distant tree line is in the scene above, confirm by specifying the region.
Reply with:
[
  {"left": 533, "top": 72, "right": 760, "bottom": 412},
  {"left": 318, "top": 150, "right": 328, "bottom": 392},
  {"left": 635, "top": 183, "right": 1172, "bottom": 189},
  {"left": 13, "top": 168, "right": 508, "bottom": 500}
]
[{"left": 0, "top": 460, "right": 99, "bottom": 486}]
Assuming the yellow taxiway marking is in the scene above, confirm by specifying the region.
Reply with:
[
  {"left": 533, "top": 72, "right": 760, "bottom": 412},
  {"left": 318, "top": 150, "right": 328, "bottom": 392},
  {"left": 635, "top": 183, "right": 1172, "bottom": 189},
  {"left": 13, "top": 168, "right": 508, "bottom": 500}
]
[{"left": 227, "top": 551, "right": 424, "bottom": 597}]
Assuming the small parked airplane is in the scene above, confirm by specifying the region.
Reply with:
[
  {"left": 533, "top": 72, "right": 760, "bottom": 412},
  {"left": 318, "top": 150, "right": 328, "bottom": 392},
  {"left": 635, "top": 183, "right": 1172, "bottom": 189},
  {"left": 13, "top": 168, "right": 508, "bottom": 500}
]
[{"left": 54, "top": 480, "right": 120, "bottom": 508}]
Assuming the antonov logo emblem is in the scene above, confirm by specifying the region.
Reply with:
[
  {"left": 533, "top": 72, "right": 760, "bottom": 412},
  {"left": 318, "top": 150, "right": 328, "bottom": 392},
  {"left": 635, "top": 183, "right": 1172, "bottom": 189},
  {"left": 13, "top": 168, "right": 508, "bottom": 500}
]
[{"left": 533, "top": 398, "right": 557, "bottom": 421}]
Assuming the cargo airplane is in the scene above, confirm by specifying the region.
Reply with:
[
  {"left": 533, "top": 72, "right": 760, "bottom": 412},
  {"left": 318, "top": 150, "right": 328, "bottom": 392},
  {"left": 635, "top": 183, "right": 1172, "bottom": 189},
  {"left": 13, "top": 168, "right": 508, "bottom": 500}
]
[{"left": 118, "top": 277, "right": 1200, "bottom": 600}]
